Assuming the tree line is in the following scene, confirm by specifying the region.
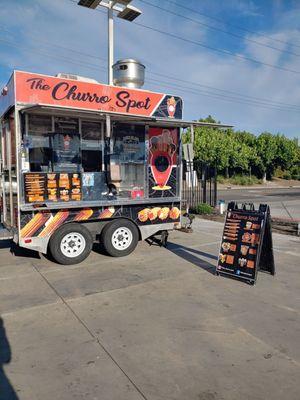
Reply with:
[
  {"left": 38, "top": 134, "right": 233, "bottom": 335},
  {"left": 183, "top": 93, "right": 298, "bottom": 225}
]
[{"left": 184, "top": 116, "right": 300, "bottom": 181}]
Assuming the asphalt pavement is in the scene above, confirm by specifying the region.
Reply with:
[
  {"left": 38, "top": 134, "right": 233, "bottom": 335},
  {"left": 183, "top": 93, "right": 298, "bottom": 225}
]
[
  {"left": 0, "top": 218, "right": 299, "bottom": 400},
  {"left": 218, "top": 187, "right": 300, "bottom": 221}
]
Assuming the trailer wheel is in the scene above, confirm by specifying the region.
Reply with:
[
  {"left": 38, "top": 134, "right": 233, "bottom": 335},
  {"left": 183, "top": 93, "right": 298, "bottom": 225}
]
[
  {"left": 49, "top": 223, "right": 93, "bottom": 265},
  {"left": 101, "top": 219, "right": 139, "bottom": 257}
]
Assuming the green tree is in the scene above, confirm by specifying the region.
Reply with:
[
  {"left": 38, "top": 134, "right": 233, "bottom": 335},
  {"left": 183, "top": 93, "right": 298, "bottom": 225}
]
[
  {"left": 235, "top": 131, "right": 260, "bottom": 175},
  {"left": 255, "top": 132, "right": 277, "bottom": 181},
  {"left": 183, "top": 116, "right": 300, "bottom": 182},
  {"left": 274, "top": 134, "right": 299, "bottom": 171},
  {"left": 192, "top": 126, "right": 232, "bottom": 171}
]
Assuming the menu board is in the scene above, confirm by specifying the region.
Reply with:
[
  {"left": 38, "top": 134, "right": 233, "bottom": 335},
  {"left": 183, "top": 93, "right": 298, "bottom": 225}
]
[
  {"left": 24, "top": 173, "right": 82, "bottom": 203},
  {"left": 48, "top": 173, "right": 82, "bottom": 202},
  {"left": 216, "top": 203, "right": 275, "bottom": 284},
  {"left": 24, "top": 173, "right": 47, "bottom": 203}
]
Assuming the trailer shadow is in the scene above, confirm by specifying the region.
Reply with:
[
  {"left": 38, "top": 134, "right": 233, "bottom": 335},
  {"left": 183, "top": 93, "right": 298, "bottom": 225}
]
[
  {"left": 166, "top": 241, "right": 217, "bottom": 275},
  {"left": 0, "top": 240, "right": 40, "bottom": 260},
  {"left": 0, "top": 318, "right": 19, "bottom": 399}
]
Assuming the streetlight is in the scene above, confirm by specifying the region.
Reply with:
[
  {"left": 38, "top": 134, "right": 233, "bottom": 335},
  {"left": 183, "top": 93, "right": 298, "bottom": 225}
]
[{"left": 78, "top": 0, "right": 142, "bottom": 85}]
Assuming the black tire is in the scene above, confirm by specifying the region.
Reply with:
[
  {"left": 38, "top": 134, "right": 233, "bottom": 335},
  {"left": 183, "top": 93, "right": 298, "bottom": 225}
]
[
  {"left": 101, "top": 219, "right": 139, "bottom": 257},
  {"left": 49, "top": 223, "right": 93, "bottom": 265}
]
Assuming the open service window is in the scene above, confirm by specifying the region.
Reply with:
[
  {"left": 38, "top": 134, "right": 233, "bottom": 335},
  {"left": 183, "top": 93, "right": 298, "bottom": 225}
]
[
  {"left": 22, "top": 113, "right": 107, "bottom": 204},
  {"left": 81, "top": 120, "right": 103, "bottom": 172},
  {"left": 52, "top": 117, "right": 80, "bottom": 173},
  {"left": 109, "top": 122, "right": 146, "bottom": 199},
  {"left": 26, "top": 114, "right": 53, "bottom": 172}
]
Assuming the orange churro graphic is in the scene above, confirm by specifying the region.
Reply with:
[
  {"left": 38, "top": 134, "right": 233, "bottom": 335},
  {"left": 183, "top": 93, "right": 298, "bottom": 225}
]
[
  {"left": 138, "top": 208, "right": 150, "bottom": 222},
  {"left": 169, "top": 207, "right": 180, "bottom": 220},
  {"left": 99, "top": 207, "right": 115, "bottom": 219},
  {"left": 148, "top": 207, "right": 161, "bottom": 221},
  {"left": 20, "top": 212, "right": 51, "bottom": 238},
  {"left": 38, "top": 211, "right": 69, "bottom": 237},
  {"left": 158, "top": 207, "right": 170, "bottom": 220},
  {"left": 73, "top": 209, "right": 93, "bottom": 221}
]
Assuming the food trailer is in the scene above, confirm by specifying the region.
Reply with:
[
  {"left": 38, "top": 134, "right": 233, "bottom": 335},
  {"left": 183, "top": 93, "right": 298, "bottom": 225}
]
[{"left": 0, "top": 68, "right": 229, "bottom": 264}]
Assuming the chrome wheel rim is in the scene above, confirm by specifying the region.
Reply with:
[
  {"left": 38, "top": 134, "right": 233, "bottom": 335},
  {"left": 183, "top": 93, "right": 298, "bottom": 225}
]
[
  {"left": 111, "top": 227, "right": 133, "bottom": 251},
  {"left": 60, "top": 232, "right": 86, "bottom": 258}
]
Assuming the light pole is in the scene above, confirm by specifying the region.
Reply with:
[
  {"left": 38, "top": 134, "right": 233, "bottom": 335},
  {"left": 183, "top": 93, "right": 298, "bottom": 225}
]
[{"left": 78, "top": 0, "right": 142, "bottom": 85}]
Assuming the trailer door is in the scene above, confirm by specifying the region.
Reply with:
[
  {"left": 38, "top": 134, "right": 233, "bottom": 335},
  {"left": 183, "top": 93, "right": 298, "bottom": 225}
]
[{"left": 1, "top": 115, "right": 16, "bottom": 228}]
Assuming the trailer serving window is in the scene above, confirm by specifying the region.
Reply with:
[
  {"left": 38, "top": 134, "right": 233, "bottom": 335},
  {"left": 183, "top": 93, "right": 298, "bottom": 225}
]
[
  {"left": 21, "top": 113, "right": 179, "bottom": 205},
  {"left": 52, "top": 117, "right": 80, "bottom": 173},
  {"left": 81, "top": 121, "right": 103, "bottom": 172},
  {"left": 25, "top": 114, "right": 103, "bottom": 174},
  {"left": 109, "top": 122, "right": 145, "bottom": 199},
  {"left": 27, "top": 114, "right": 52, "bottom": 172}
]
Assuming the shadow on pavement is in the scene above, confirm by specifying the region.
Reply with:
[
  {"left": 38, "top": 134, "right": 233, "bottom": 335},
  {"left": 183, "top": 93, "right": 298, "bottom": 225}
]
[
  {"left": 10, "top": 242, "right": 40, "bottom": 260},
  {"left": 166, "top": 242, "right": 217, "bottom": 275},
  {"left": 0, "top": 318, "right": 19, "bottom": 399},
  {"left": 92, "top": 242, "right": 108, "bottom": 256},
  {"left": 0, "top": 239, "right": 40, "bottom": 260},
  {"left": 0, "top": 240, "right": 13, "bottom": 250}
]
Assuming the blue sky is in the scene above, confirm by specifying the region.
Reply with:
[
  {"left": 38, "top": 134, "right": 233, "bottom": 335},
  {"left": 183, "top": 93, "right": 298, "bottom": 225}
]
[{"left": 0, "top": 0, "right": 300, "bottom": 138}]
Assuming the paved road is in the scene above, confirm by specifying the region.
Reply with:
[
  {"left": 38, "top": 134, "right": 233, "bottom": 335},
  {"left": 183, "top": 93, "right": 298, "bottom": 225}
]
[
  {"left": 218, "top": 187, "right": 300, "bottom": 221},
  {"left": 0, "top": 219, "right": 299, "bottom": 400}
]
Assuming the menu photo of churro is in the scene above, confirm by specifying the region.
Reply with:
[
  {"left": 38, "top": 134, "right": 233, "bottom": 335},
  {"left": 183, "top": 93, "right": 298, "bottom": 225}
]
[
  {"left": 48, "top": 188, "right": 58, "bottom": 202},
  {"left": 50, "top": 173, "right": 82, "bottom": 202},
  {"left": 60, "top": 189, "right": 70, "bottom": 202},
  {"left": 46, "top": 173, "right": 58, "bottom": 202},
  {"left": 221, "top": 242, "right": 231, "bottom": 252},
  {"left": 59, "top": 173, "right": 70, "bottom": 189},
  {"left": 70, "top": 173, "right": 81, "bottom": 201}
]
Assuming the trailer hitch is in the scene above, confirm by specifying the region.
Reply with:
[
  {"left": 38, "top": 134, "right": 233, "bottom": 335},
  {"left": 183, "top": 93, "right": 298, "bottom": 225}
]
[{"left": 147, "top": 230, "right": 169, "bottom": 248}]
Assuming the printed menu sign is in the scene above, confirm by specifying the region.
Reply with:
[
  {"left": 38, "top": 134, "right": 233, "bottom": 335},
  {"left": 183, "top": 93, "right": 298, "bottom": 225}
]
[
  {"left": 24, "top": 173, "right": 82, "bottom": 203},
  {"left": 24, "top": 173, "right": 47, "bottom": 203},
  {"left": 49, "top": 173, "right": 82, "bottom": 202},
  {"left": 216, "top": 203, "right": 275, "bottom": 284}
]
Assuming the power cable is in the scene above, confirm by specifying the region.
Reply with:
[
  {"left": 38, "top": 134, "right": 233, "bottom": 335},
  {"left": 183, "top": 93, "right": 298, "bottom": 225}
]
[
  {"left": 0, "top": 37, "right": 107, "bottom": 73},
  {"left": 148, "top": 71, "right": 300, "bottom": 111},
  {"left": 69, "top": 0, "right": 300, "bottom": 75},
  {"left": 0, "top": 25, "right": 107, "bottom": 62},
  {"left": 146, "top": 77, "right": 300, "bottom": 113},
  {"left": 1, "top": 0, "right": 299, "bottom": 113},
  {"left": 146, "top": 0, "right": 300, "bottom": 50},
  {"left": 1, "top": 36, "right": 299, "bottom": 114},
  {"left": 138, "top": 0, "right": 300, "bottom": 59},
  {"left": 132, "top": 20, "right": 300, "bottom": 75},
  {"left": 2, "top": 5, "right": 299, "bottom": 110}
]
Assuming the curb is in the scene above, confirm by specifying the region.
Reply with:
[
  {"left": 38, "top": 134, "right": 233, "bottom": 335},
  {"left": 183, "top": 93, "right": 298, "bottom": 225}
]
[
  {"left": 219, "top": 185, "right": 300, "bottom": 191},
  {"left": 195, "top": 215, "right": 299, "bottom": 236}
]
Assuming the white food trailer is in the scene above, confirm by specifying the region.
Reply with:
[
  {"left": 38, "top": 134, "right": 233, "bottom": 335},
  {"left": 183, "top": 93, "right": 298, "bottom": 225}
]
[{"left": 0, "top": 63, "right": 230, "bottom": 264}]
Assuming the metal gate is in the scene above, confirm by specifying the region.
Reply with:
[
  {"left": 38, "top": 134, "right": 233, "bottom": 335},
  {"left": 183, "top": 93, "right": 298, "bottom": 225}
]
[{"left": 182, "top": 160, "right": 217, "bottom": 208}]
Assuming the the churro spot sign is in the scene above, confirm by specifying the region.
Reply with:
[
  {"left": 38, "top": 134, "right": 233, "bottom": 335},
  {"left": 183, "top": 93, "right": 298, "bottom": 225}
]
[{"left": 15, "top": 71, "right": 166, "bottom": 116}]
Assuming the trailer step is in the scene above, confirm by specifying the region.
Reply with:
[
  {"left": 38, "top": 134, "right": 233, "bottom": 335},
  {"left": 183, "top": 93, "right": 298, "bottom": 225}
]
[{"left": 0, "top": 225, "right": 13, "bottom": 240}]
